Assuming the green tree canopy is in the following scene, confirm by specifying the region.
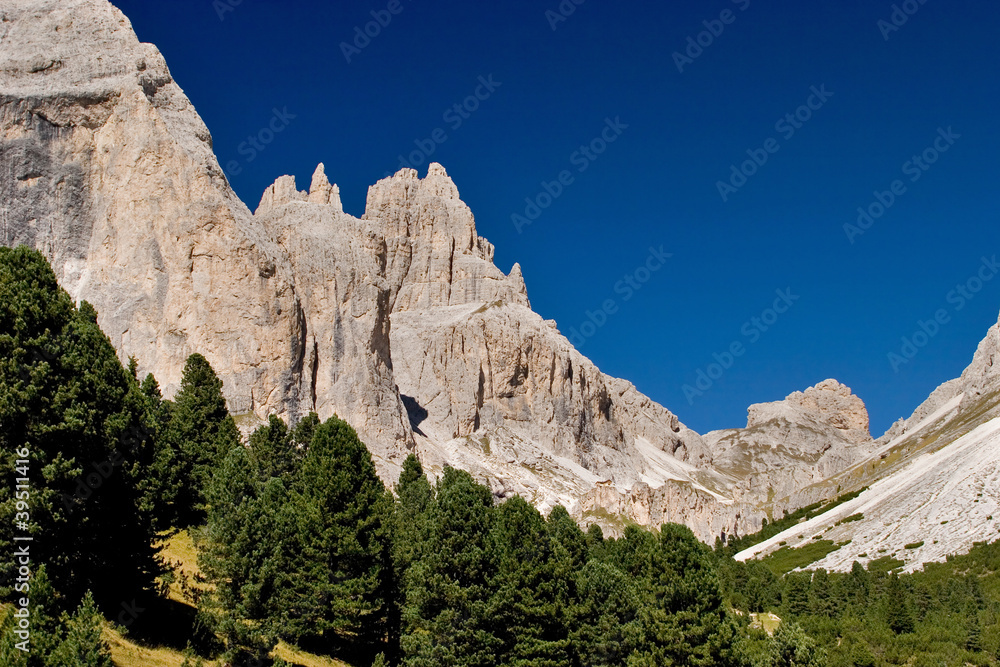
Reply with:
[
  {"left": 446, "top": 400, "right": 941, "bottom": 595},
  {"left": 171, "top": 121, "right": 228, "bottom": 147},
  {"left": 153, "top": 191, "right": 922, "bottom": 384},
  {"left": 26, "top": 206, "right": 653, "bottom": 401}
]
[
  {"left": 161, "top": 352, "right": 240, "bottom": 527},
  {"left": 0, "top": 246, "right": 160, "bottom": 611}
]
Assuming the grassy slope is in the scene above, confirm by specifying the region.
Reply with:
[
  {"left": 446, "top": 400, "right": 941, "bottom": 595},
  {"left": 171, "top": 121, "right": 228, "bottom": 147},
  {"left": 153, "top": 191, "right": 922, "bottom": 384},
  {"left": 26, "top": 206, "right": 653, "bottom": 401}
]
[{"left": 105, "top": 530, "right": 352, "bottom": 667}]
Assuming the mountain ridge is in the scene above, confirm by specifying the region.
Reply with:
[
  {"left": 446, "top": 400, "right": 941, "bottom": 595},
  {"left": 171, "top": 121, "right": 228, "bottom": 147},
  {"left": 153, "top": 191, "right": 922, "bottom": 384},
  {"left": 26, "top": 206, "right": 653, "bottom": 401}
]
[{"left": 3, "top": 0, "right": 999, "bottom": 552}]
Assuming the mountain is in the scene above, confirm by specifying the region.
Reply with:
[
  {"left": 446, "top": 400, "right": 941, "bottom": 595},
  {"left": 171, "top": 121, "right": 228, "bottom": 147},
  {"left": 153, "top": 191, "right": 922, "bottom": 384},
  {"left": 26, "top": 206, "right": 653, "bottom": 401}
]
[
  {"left": 3, "top": 0, "right": 998, "bottom": 551},
  {"left": 735, "top": 314, "right": 1000, "bottom": 571}
]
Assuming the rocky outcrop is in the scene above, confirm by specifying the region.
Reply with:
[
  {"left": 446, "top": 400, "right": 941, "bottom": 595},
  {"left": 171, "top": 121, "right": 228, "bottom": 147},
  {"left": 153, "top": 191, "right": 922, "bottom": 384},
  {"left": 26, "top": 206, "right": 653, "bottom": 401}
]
[
  {"left": 366, "top": 165, "right": 721, "bottom": 536},
  {"left": 746, "top": 379, "right": 871, "bottom": 444},
  {"left": 705, "top": 380, "right": 875, "bottom": 504}
]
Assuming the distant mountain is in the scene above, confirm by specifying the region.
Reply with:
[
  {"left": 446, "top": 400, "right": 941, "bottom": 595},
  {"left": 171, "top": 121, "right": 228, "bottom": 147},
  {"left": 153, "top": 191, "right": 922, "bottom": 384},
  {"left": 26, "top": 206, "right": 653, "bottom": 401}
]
[
  {"left": 735, "top": 315, "right": 1000, "bottom": 571},
  {"left": 3, "top": 0, "right": 998, "bottom": 554}
]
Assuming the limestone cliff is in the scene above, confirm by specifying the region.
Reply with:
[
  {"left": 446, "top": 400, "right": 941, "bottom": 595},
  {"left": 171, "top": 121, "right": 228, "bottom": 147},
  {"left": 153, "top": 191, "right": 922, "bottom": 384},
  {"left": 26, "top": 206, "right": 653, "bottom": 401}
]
[{"left": 0, "top": 0, "right": 414, "bottom": 474}]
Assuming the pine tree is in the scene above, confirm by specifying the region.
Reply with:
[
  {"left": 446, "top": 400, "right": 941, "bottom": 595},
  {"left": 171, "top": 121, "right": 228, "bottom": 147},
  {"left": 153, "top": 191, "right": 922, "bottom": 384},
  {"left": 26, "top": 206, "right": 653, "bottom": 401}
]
[
  {"left": 783, "top": 573, "right": 812, "bottom": 617},
  {"left": 279, "top": 416, "right": 393, "bottom": 650},
  {"left": 767, "top": 621, "right": 825, "bottom": 667},
  {"left": 47, "top": 591, "right": 114, "bottom": 667},
  {"left": 198, "top": 445, "right": 281, "bottom": 663},
  {"left": 290, "top": 412, "right": 320, "bottom": 451},
  {"left": 249, "top": 414, "right": 300, "bottom": 482},
  {"left": 546, "top": 505, "right": 588, "bottom": 571},
  {"left": 390, "top": 454, "right": 434, "bottom": 660},
  {"left": 964, "top": 605, "right": 982, "bottom": 653},
  {"left": 162, "top": 353, "right": 241, "bottom": 526},
  {"left": 621, "top": 523, "right": 737, "bottom": 666},
  {"left": 0, "top": 247, "right": 160, "bottom": 611},
  {"left": 585, "top": 523, "right": 606, "bottom": 561},
  {"left": 568, "top": 560, "right": 642, "bottom": 666},
  {"left": 401, "top": 467, "right": 501, "bottom": 667},
  {"left": 883, "top": 574, "right": 915, "bottom": 635},
  {"left": 0, "top": 606, "right": 28, "bottom": 667},
  {"left": 489, "top": 496, "right": 571, "bottom": 666},
  {"left": 742, "top": 561, "right": 780, "bottom": 614},
  {"left": 809, "top": 569, "right": 836, "bottom": 618},
  {"left": 0, "top": 565, "right": 65, "bottom": 666},
  {"left": 135, "top": 372, "right": 178, "bottom": 531}
]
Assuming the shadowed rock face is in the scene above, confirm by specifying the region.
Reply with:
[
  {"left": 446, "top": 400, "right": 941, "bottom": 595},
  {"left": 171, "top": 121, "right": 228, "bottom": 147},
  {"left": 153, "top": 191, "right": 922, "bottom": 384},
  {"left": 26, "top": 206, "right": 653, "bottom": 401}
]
[{"left": 11, "top": 0, "right": 998, "bottom": 546}]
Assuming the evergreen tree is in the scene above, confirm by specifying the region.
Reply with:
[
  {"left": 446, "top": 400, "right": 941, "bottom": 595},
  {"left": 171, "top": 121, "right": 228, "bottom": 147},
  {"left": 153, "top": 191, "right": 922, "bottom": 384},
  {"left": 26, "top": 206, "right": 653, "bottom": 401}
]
[
  {"left": 390, "top": 454, "right": 434, "bottom": 659},
  {"left": 741, "top": 561, "right": 781, "bottom": 613},
  {"left": 883, "top": 575, "right": 914, "bottom": 635},
  {"left": 783, "top": 573, "right": 812, "bottom": 617},
  {"left": 162, "top": 353, "right": 240, "bottom": 527},
  {"left": 198, "top": 446, "right": 285, "bottom": 663},
  {"left": 620, "top": 524, "right": 737, "bottom": 666},
  {"left": 0, "top": 606, "right": 28, "bottom": 667},
  {"left": 0, "top": 566, "right": 63, "bottom": 667},
  {"left": 809, "top": 570, "right": 836, "bottom": 618},
  {"left": 279, "top": 416, "right": 393, "bottom": 650},
  {"left": 546, "top": 505, "right": 588, "bottom": 571},
  {"left": 249, "top": 415, "right": 300, "bottom": 482},
  {"left": 964, "top": 606, "right": 982, "bottom": 653},
  {"left": 401, "top": 467, "right": 500, "bottom": 667},
  {"left": 290, "top": 412, "right": 321, "bottom": 451},
  {"left": 113, "top": 366, "right": 173, "bottom": 532},
  {"left": 0, "top": 247, "right": 160, "bottom": 611},
  {"left": 585, "top": 523, "right": 606, "bottom": 561},
  {"left": 47, "top": 591, "right": 114, "bottom": 667},
  {"left": 569, "top": 560, "right": 642, "bottom": 666},
  {"left": 767, "top": 621, "right": 825, "bottom": 667},
  {"left": 845, "top": 561, "right": 871, "bottom": 611},
  {"left": 489, "top": 496, "right": 571, "bottom": 666}
]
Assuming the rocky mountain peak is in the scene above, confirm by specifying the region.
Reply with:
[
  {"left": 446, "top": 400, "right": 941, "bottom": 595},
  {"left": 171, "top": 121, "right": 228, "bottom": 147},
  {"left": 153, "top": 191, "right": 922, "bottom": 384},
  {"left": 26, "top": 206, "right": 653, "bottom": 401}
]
[
  {"left": 747, "top": 378, "right": 872, "bottom": 444},
  {"left": 308, "top": 163, "right": 342, "bottom": 210},
  {"left": 256, "top": 165, "right": 344, "bottom": 213}
]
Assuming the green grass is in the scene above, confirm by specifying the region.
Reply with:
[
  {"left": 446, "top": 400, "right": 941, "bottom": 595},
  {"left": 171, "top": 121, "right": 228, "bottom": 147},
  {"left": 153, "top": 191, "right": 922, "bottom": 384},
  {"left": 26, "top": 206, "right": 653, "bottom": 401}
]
[
  {"left": 835, "top": 513, "right": 864, "bottom": 526},
  {"left": 761, "top": 540, "right": 844, "bottom": 575},
  {"left": 721, "top": 488, "right": 867, "bottom": 556},
  {"left": 107, "top": 529, "right": 356, "bottom": 667},
  {"left": 904, "top": 541, "right": 925, "bottom": 550},
  {"left": 868, "top": 555, "right": 905, "bottom": 572}
]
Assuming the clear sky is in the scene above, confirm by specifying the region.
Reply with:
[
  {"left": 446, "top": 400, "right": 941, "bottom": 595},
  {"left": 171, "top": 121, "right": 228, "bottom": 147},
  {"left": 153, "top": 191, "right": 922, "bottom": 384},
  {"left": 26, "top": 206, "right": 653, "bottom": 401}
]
[{"left": 112, "top": 0, "right": 1000, "bottom": 436}]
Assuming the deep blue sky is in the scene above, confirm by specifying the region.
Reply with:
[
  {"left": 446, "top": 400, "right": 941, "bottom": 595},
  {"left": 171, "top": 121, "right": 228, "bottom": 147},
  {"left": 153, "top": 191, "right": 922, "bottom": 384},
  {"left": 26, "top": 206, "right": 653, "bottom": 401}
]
[{"left": 112, "top": 0, "right": 1000, "bottom": 436}]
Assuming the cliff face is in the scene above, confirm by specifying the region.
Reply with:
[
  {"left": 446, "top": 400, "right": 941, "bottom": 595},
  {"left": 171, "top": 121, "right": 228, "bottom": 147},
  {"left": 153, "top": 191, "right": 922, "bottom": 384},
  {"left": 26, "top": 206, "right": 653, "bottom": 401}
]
[
  {"left": 9, "top": 0, "right": 990, "bottom": 544},
  {"left": 0, "top": 0, "right": 414, "bottom": 473}
]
